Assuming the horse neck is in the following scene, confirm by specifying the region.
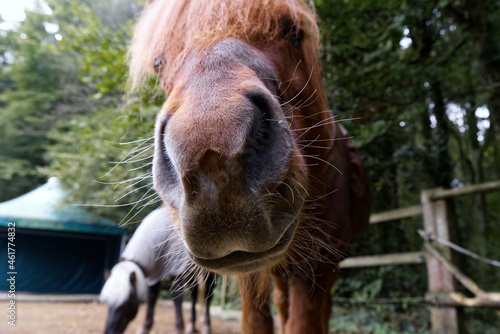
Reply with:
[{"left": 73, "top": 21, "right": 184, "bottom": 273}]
[{"left": 118, "top": 261, "right": 148, "bottom": 304}]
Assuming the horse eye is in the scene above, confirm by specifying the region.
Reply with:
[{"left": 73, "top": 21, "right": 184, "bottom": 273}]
[
  {"left": 283, "top": 22, "right": 303, "bottom": 48},
  {"left": 154, "top": 58, "right": 163, "bottom": 73}
]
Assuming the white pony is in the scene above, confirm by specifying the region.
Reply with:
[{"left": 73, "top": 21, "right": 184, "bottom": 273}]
[{"left": 99, "top": 207, "right": 215, "bottom": 334}]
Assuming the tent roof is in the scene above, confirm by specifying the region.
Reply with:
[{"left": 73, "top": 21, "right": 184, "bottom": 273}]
[{"left": 0, "top": 177, "right": 126, "bottom": 235}]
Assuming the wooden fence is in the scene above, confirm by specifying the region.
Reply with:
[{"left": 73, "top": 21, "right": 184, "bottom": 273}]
[{"left": 339, "top": 180, "right": 500, "bottom": 334}]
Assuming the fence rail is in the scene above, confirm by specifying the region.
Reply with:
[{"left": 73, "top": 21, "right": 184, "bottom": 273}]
[
  {"left": 339, "top": 251, "right": 426, "bottom": 268},
  {"left": 338, "top": 180, "right": 500, "bottom": 334},
  {"left": 368, "top": 204, "right": 422, "bottom": 224}
]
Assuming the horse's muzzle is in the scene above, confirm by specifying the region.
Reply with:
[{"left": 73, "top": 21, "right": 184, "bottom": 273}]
[{"left": 189, "top": 218, "right": 298, "bottom": 274}]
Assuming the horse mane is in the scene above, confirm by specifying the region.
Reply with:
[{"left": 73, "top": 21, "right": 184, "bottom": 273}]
[
  {"left": 99, "top": 260, "right": 147, "bottom": 307},
  {"left": 129, "top": 0, "right": 319, "bottom": 91}
]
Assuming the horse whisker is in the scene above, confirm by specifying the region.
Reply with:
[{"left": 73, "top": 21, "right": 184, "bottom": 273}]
[
  {"left": 115, "top": 183, "right": 154, "bottom": 202},
  {"left": 280, "top": 66, "right": 314, "bottom": 107}
]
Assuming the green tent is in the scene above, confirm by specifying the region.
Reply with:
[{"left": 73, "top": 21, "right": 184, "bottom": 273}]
[{"left": 0, "top": 178, "right": 126, "bottom": 294}]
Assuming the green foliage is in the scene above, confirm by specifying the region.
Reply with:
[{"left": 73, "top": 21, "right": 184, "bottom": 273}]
[
  {"left": 43, "top": 103, "right": 158, "bottom": 222},
  {"left": 0, "top": 0, "right": 158, "bottom": 224},
  {"left": 53, "top": 1, "right": 130, "bottom": 98},
  {"left": 329, "top": 304, "right": 431, "bottom": 334},
  {"left": 315, "top": 0, "right": 500, "bottom": 331},
  {"left": 0, "top": 5, "right": 84, "bottom": 201},
  {"left": 41, "top": 0, "right": 163, "bottom": 223},
  {"left": 463, "top": 308, "right": 500, "bottom": 334}
]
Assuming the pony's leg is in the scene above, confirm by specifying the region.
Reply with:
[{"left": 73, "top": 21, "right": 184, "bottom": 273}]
[
  {"left": 238, "top": 273, "right": 274, "bottom": 334},
  {"left": 138, "top": 282, "right": 161, "bottom": 334},
  {"left": 186, "top": 281, "right": 198, "bottom": 333},
  {"left": 171, "top": 278, "right": 185, "bottom": 334},
  {"left": 201, "top": 273, "right": 216, "bottom": 334},
  {"left": 272, "top": 275, "right": 289, "bottom": 334},
  {"left": 285, "top": 267, "right": 338, "bottom": 334}
]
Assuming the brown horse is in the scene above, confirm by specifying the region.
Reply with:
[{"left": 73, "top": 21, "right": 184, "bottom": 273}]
[{"left": 129, "top": 0, "right": 370, "bottom": 333}]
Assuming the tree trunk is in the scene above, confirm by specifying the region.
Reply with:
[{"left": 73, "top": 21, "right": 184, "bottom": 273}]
[{"left": 464, "top": 106, "right": 487, "bottom": 229}]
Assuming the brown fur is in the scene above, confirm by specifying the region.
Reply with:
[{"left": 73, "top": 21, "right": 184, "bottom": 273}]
[
  {"left": 129, "top": 0, "right": 319, "bottom": 92},
  {"left": 129, "top": 1, "right": 370, "bottom": 333}
]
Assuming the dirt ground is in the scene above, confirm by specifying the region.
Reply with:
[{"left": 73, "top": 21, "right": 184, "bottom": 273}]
[{"left": 1, "top": 300, "right": 241, "bottom": 334}]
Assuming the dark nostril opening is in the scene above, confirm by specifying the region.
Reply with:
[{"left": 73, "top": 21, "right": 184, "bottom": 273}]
[
  {"left": 154, "top": 114, "right": 181, "bottom": 197},
  {"left": 247, "top": 91, "right": 274, "bottom": 123},
  {"left": 243, "top": 90, "right": 292, "bottom": 188},
  {"left": 246, "top": 92, "right": 276, "bottom": 150},
  {"left": 158, "top": 115, "right": 170, "bottom": 157},
  {"left": 160, "top": 123, "right": 176, "bottom": 175}
]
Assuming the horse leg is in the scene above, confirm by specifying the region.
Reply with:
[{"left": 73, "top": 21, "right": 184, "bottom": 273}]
[
  {"left": 185, "top": 281, "right": 198, "bottom": 334},
  {"left": 201, "top": 273, "right": 216, "bottom": 334},
  {"left": 138, "top": 282, "right": 161, "bottom": 334},
  {"left": 272, "top": 275, "right": 289, "bottom": 334},
  {"left": 238, "top": 273, "right": 274, "bottom": 334},
  {"left": 285, "top": 267, "right": 338, "bottom": 334},
  {"left": 171, "top": 278, "right": 185, "bottom": 334}
]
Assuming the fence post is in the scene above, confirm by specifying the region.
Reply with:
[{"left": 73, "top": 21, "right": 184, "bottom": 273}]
[
  {"left": 421, "top": 190, "right": 459, "bottom": 334},
  {"left": 220, "top": 275, "right": 227, "bottom": 309}
]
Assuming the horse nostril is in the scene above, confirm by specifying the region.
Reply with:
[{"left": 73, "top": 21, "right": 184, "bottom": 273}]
[
  {"left": 243, "top": 91, "right": 292, "bottom": 187},
  {"left": 245, "top": 92, "right": 276, "bottom": 152},
  {"left": 247, "top": 91, "right": 274, "bottom": 120},
  {"left": 153, "top": 113, "right": 183, "bottom": 201}
]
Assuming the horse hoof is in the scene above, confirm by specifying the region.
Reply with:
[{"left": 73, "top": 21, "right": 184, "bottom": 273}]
[
  {"left": 201, "top": 325, "right": 211, "bottom": 334},
  {"left": 185, "top": 323, "right": 198, "bottom": 333}
]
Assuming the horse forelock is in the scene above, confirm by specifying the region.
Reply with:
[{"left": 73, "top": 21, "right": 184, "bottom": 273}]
[
  {"left": 128, "top": 0, "right": 320, "bottom": 92},
  {"left": 99, "top": 261, "right": 147, "bottom": 308}
]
